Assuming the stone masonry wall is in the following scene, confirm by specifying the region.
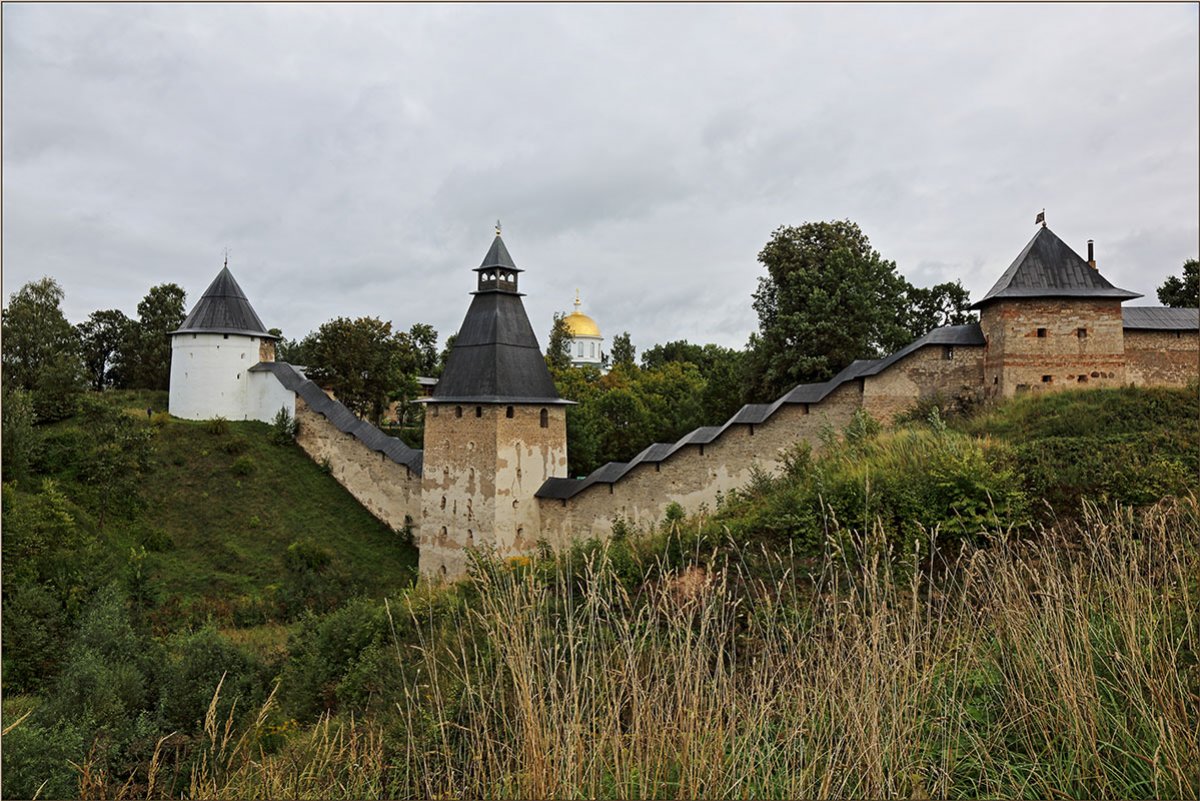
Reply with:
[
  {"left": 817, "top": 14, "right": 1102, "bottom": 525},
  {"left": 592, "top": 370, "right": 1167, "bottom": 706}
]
[
  {"left": 420, "top": 403, "right": 567, "bottom": 577},
  {"left": 981, "top": 299, "right": 1126, "bottom": 397},
  {"left": 294, "top": 395, "right": 420, "bottom": 535},
  {"left": 862, "top": 344, "right": 986, "bottom": 424},
  {"left": 1124, "top": 329, "right": 1200, "bottom": 387},
  {"left": 537, "top": 382, "right": 861, "bottom": 544}
]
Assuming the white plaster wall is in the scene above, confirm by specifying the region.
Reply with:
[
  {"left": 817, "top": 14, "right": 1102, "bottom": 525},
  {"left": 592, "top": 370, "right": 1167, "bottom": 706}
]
[
  {"left": 568, "top": 334, "right": 604, "bottom": 366},
  {"left": 246, "top": 371, "right": 296, "bottom": 423},
  {"left": 169, "top": 333, "right": 262, "bottom": 420}
]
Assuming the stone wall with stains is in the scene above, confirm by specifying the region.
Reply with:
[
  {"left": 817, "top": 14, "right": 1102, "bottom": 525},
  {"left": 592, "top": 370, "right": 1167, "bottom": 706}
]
[
  {"left": 1124, "top": 329, "right": 1200, "bottom": 387},
  {"left": 294, "top": 395, "right": 420, "bottom": 535},
  {"left": 981, "top": 299, "right": 1126, "bottom": 397},
  {"left": 419, "top": 403, "right": 567, "bottom": 576},
  {"left": 537, "top": 383, "right": 861, "bottom": 544},
  {"left": 862, "top": 344, "right": 986, "bottom": 423}
]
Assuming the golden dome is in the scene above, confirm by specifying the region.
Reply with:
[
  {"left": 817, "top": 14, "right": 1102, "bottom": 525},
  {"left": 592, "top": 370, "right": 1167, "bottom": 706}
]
[{"left": 563, "top": 290, "right": 601, "bottom": 338}]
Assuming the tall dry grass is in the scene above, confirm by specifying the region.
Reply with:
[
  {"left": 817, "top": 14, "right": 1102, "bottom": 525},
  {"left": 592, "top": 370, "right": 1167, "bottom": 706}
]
[{"left": 100, "top": 497, "right": 1198, "bottom": 799}]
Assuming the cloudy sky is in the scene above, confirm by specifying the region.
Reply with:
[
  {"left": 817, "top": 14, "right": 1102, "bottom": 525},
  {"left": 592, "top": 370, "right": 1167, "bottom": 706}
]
[{"left": 3, "top": 3, "right": 1197, "bottom": 353}]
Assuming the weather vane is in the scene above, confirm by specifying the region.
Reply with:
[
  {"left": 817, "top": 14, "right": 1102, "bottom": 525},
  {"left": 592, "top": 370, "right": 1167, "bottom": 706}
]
[
  {"left": 1035, "top": 209, "right": 1046, "bottom": 228},
  {"left": 223, "top": 247, "right": 230, "bottom": 268},
  {"left": 495, "top": 219, "right": 502, "bottom": 236}
]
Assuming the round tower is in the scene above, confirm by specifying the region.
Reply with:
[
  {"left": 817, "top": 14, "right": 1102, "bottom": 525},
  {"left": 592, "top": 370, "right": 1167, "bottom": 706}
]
[
  {"left": 168, "top": 262, "right": 279, "bottom": 420},
  {"left": 564, "top": 290, "right": 604, "bottom": 367}
]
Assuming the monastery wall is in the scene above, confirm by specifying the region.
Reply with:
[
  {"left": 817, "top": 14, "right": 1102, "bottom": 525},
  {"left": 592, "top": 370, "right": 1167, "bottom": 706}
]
[
  {"left": 537, "top": 383, "right": 861, "bottom": 543},
  {"left": 1124, "top": 329, "right": 1200, "bottom": 388},
  {"left": 294, "top": 395, "right": 421, "bottom": 536},
  {"left": 862, "top": 344, "right": 986, "bottom": 424},
  {"left": 981, "top": 299, "right": 1126, "bottom": 397}
]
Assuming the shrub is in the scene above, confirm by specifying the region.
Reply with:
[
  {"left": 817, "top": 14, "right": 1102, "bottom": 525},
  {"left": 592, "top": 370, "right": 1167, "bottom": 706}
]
[
  {"left": 1, "top": 386, "right": 39, "bottom": 483},
  {"left": 157, "top": 627, "right": 266, "bottom": 734},
  {"left": 270, "top": 406, "right": 299, "bottom": 445},
  {"left": 150, "top": 411, "right": 171, "bottom": 428},
  {"left": 222, "top": 435, "right": 249, "bottom": 455},
  {"left": 231, "top": 455, "right": 256, "bottom": 476},
  {"left": 206, "top": 416, "right": 230, "bottom": 436}
]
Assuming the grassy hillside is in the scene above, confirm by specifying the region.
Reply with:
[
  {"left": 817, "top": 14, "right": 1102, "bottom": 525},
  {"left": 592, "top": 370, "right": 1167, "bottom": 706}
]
[{"left": 8, "top": 389, "right": 417, "bottom": 629}]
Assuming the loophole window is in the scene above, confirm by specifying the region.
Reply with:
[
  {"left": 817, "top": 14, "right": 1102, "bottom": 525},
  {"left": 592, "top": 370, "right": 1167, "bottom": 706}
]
[{"left": 540, "top": 408, "right": 549, "bottom": 428}]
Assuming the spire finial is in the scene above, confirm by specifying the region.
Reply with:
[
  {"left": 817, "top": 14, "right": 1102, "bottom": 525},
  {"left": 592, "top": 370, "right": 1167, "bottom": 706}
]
[
  {"left": 223, "top": 247, "right": 229, "bottom": 269},
  {"left": 574, "top": 288, "right": 581, "bottom": 312},
  {"left": 495, "top": 219, "right": 502, "bottom": 237},
  {"left": 1035, "top": 209, "right": 1046, "bottom": 228}
]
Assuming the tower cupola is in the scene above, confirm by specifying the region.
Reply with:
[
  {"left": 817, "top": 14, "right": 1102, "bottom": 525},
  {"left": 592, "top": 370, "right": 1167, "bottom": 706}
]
[{"left": 473, "top": 223, "right": 523, "bottom": 294}]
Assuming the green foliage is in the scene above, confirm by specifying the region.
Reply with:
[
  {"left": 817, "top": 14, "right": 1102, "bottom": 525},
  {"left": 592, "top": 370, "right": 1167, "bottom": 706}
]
[
  {"left": 157, "top": 627, "right": 266, "bottom": 734},
  {"left": 77, "top": 308, "right": 134, "bottom": 390},
  {"left": 746, "top": 221, "right": 976, "bottom": 401},
  {"left": 230, "top": 455, "right": 256, "bottom": 477},
  {"left": 610, "top": 331, "right": 636, "bottom": 370},
  {"left": 1156, "top": 258, "right": 1199, "bottom": 307},
  {"left": 641, "top": 340, "right": 750, "bottom": 422},
  {"left": 2, "top": 385, "right": 40, "bottom": 483},
  {"left": 1, "top": 276, "right": 86, "bottom": 421},
  {"left": 222, "top": 434, "right": 250, "bottom": 455},
  {"left": 1, "top": 713, "right": 86, "bottom": 801},
  {"left": 206, "top": 415, "right": 231, "bottom": 435},
  {"left": 269, "top": 406, "right": 299, "bottom": 445},
  {"left": 1, "top": 582, "right": 69, "bottom": 693},
  {"left": 545, "top": 312, "right": 573, "bottom": 372},
  {"left": 305, "top": 316, "right": 411, "bottom": 424},
  {"left": 281, "top": 598, "right": 400, "bottom": 719},
  {"left": 281, "top": 539, "right": 342, "bottom": 617},
  {"left": 76, "top": 398, "right": 155, "bottom": 529},
  {"left": 122, "top": 283, "right": 186, "bottom": 390}
]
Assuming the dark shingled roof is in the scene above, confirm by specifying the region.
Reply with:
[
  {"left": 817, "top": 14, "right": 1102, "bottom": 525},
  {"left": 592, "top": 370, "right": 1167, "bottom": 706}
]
[
  {"left": 1122, "top": 306, "right": 1199, "bottom": 331},
  {"left": 972, "top": 227, "right": 1140, "bottom": 309},
  {"left": 536, "top": 324, "right": 984, "bottom": 500},
  {"left": 249, "top": 361, "right": 423, "bottom": 474},
  {"left": 172, "top": 266, "right": 277, "bottom": 338},
  {"left": 431, "top": 236, "right": 570, "bottom": 405}
]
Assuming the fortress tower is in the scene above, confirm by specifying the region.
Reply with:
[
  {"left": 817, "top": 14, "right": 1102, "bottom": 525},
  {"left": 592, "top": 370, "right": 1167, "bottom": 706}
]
[
  {"left": 418, "top": 231, "right": 572, "bottom": 576},
  {"left": 168, "top": 263, "right": 291, "bottom": 421},
  {"left": 973, "top": 226, "right": 1141, "bottom": 397}
]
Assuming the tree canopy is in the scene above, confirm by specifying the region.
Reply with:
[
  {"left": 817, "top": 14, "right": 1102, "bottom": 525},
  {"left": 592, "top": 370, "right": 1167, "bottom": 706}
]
[
  {"left": 746, "top": 220, "right": 975, "bottom": 401},
  {"left": 1, "top": 277, "right": 86, "bottom": 421},
  {"left": 1157, "top": 259, "right": 1199, "bottom": 308},
  {"left": 123, "top": 284, "right": 186, "bottom": 390}
]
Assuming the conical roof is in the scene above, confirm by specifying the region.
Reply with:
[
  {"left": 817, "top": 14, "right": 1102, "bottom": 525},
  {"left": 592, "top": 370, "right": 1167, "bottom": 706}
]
[
  {"left": 172, "top": 266, "right": 276, "bottom": 338},
  {"left": 972, "top": 226, "right": 1140, "bottom": 309},
  {"left": 433, "top": 237, "right": 570, "bottom": 405}
]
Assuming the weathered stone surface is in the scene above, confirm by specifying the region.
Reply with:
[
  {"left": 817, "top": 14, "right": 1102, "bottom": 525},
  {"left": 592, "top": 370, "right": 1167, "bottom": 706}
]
[
  {"left": 294, "top": 396, "right": 420, "bottom": 535},
  {"left": 1125, "top": 330, "right": 1200, "bottom": 387},
  {"left": 862, "top": 343, "right": 985, "bottom": 423}
]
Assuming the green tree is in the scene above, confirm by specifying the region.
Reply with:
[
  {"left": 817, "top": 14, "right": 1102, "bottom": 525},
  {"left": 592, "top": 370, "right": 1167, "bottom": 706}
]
[
  {"left": 641, "top": 340, "right": 749, "bottom": 421},
  {"left": 76, "top": 398, "right": 155, "bottom": 530},
  {"left": 552, "top": 364, "right": 605, "bottom": 475},
  {"left": 437, "top": 332, "right": 459, "bottom": 374},
  {"left": 1, "top": 277, "right": 85, "bottom": 421},
  {"left": 2, "top": 385, "right": 39, "bottom": 483},
  {"left": 77, "top": 309, "right": 133, "bottom": 390},
  {"left": 610, "top": 331, "right": 636, "bottom": 371},
  {"left": 593, "top": 386, "right": 652, "bottom": 466},
  {"left": 904, "top": 280, "right": 976, "bottom": 339},
  {"left": 1157, "top": 259, "right": 1199, "bottom": 308},
  {"left": 124, "top": 284, "right": 186, "bottom": 390},
  {"left": 635, "top": 361, "right": 708, "bottom": 445},
  {"left": 545, "top": 313, "right": 573, "bottom": 372},
  {"left": 747, "top": 220, "right": 914, "bottom": 399},
  {"left": 407, "top": 323, "right": 440, "bottom": 376},
  {"left": 306, "top": 316, "right": 406, "bottom": 424}
]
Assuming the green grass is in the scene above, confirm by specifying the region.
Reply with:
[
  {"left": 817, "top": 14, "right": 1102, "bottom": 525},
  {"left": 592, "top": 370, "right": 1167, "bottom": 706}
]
[{"left": 25, "top": 390, "right": 417, "bottom": 623}]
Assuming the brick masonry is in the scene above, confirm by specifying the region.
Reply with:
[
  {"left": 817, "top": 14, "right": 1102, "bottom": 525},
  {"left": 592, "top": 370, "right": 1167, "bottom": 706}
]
[{"left": 1124, "top": 330, "right": 1200, "bottom": 387}]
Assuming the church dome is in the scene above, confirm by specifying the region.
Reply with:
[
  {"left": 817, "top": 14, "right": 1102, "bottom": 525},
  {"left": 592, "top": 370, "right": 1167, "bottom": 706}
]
[{"left": 563, "top": 291, "right": 601, "bottom": 338}]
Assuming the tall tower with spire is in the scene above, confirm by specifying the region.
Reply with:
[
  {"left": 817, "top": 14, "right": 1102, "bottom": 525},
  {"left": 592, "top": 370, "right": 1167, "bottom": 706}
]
[{"left": 419, "top": 229, "right": 572, "bottom": 576}]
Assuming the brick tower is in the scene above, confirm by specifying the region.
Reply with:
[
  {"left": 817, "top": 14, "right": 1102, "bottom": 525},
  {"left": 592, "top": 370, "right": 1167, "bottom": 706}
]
[
  {"left": 974, "top": 225, "right": 1141, "bottom": 398},
  {"left": 419, "top": 229, "right": 572, "bottom": 577}
]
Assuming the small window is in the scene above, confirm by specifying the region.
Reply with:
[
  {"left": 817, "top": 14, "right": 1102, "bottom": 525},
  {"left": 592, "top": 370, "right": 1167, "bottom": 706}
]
[
  {"left": 1077, "top": 375, "right": 1088, "bottom": 383},
  {"left": 942, "top": 345, "right": 954, "bottom": 360},
  {"left": 1077, "top": 328, "right": 1087, "bottom": 339},
  {"left": 432, "top": 406, "right": 439, "bottom": 417},
  {"left": 223, "top": 334, "right": 229, "bottom": 340},
  {"left": 1036, "top": 328, "right": 1047, "bottom": 338},
  {"left": 1042, "top": 375, "right": 1052, "bottom": 383},
  {"left": 506, "top": 406, "right": 514, "bottom": 418},
  {"left": 577, "top": 342, "right": 584, "bottom": 357},
  {"left": 539, "top": 408, "right": 549, "bottom": 428},
  {"left": 455, "top": 406, "right": 463, "bottom": 418},
  {"left": 192, "top": 333, "right": 197, "bottom": 339},
  {"left": 993, "top": 376, "right": 999, "bottom": 385},
  {"left": 440, "top": 496, "right": 446, "bottom": 510},
  {"left": 475, "top": 406, "right": 482, "bottom": 418}
]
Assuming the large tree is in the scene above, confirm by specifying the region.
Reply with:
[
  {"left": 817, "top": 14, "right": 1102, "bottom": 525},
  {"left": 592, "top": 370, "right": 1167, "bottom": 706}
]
[
  {"left": 641, "top": 340, "right": 749, "bottom": 422},
  {"left": 124, "top": 283, "right": 186, "bottom": 390},
  {"left": 1157, "top": 259, "right": 1199, "bottom": 308},
  {"left": 609, "top": 332, "right": 636, "bottom": 371},
  {"left": 748, "top": 221, "right": 919, "bottom": 400},
  {"left": 77, "top": 309, "right": 134, "bottom": 391},
  {"left": 1, "top": 277, "right": 85, "bottom": 421},
  {"left": 903, "top": 280, "right": 976, "bottom": 340},
  {"left": 305, "top": 316, "right": 407, "bottom": 424},
  {"left": 545, "top": 313, "right": 572, "bottom": 372}
]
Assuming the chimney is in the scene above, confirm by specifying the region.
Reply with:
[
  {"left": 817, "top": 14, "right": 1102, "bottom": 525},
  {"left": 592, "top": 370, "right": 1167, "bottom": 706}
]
[{"left": 1087, "top": 239, "right": 1097, "bottom": 270}]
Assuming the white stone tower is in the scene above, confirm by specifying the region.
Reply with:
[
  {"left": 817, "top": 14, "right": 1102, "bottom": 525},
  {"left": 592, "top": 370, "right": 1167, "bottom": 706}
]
[{"left": 168, "top": 263, "right": 290, "bottom": 422}]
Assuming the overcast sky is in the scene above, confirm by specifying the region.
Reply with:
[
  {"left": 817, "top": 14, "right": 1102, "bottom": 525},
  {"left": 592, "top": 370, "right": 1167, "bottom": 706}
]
[{"left": 3, "top": 3, "right": 1197, "bottom": 353}]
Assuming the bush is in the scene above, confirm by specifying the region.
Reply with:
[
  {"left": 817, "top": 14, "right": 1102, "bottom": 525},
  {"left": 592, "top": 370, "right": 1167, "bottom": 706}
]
[
  {"left": 1, "top": 386, "right": 39, "bottom": 483},
  {"left": 150, "top": 411, "right": 171, "bottom": 428},
  {"left": 206, "top": 416, "right": 230, "bottom": 436},
  {"left": 231, "top": 455, "right": 256, "bottom": 476},
  {"left": 0, "top": 714, "right": 86, "bottom": 801},
  {"left": 157, "top": 627, "right": 266, "bottom": 734},
  {"left": 270, "top": 406, "right": 299, "bottom": 445},
  {"left": 222, "top": 435, "right": 249, "bottom": 455}
]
